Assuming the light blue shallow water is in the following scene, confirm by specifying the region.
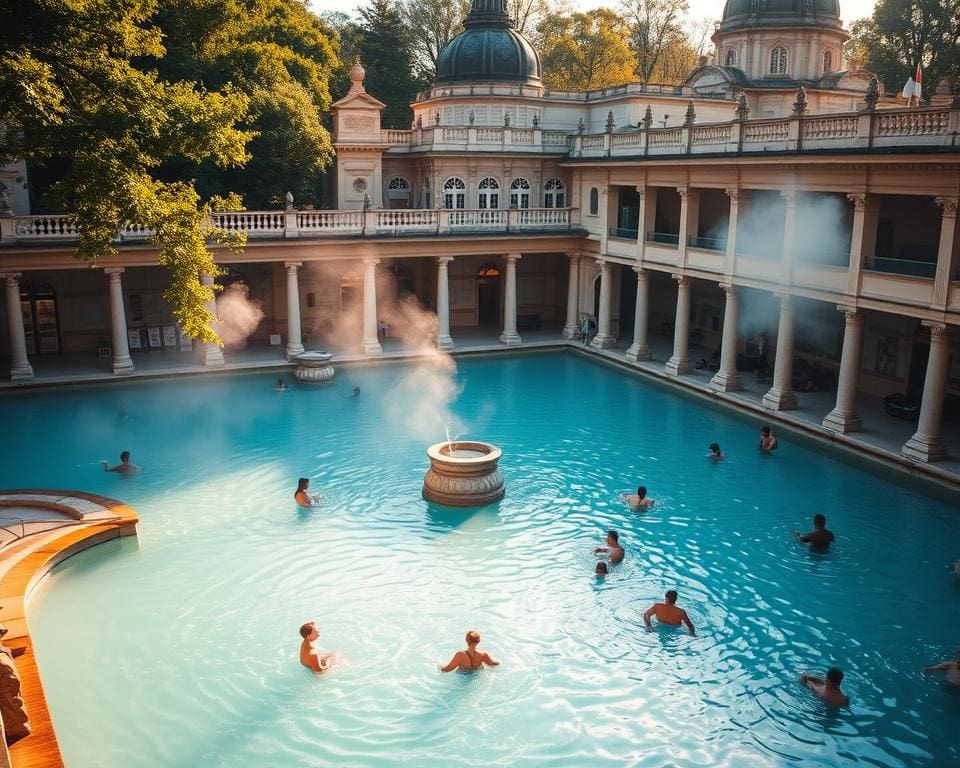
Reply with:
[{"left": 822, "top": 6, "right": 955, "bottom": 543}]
[{"left": 4, "top": 352, "right": 960, "bottom": 768}]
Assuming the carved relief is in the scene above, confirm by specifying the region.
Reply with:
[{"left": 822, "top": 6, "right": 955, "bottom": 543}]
[{"left": 343, "top": 115, "right": 374, "bottom": 130}]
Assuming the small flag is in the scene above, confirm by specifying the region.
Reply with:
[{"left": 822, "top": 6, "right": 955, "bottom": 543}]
[
  {"left": 914, "top": 62, "right": 923, "bottom": 99},
  {"left": 901, "top": 76, "right": 916, "bottom": 100}
]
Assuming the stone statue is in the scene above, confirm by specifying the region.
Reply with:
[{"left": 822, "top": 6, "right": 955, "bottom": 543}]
[
  {"left": 284, "top": 191, "right": 294, "bottom": 211},
  {"left": 0, "top": 182, "right": 11, "bottom": 215},
  {"left": 0, "top": 624, "right": 30, "bottom": 746}
]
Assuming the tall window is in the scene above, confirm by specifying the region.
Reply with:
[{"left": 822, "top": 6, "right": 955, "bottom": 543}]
[
  {"left": 725, "top": 49, "right": 736, "bottom": 67},
  {"left": 589, "top": 187, "right": 599, "bottom": 216},
  {"left": 822, "top": 49, "right": 833, "bottom": 74},
  {"left": 544, "top": 178, "right": 565, "bottom": 208},
  {"left": 386, "top": 176, "right": 410, "bottom": 208},
  {"left": 444, "top": 177, "right": 465, "bottom": 209},
  {"left": 423, "top": 178, "right": 431, "bottom": 208},
  {"left": 770, "top": 46, "right": 788, "bottom": 75},
  {"left": 510, "top": 178, "right": 531, "bottom": 209},
  {"left": 478, "top": 177, "right": 500, "bottom": 209}
]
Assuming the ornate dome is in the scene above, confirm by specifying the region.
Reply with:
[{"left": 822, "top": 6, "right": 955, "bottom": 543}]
[
  {"left": 435, "top": 0, "right": 542, "bottom": 86},
  {"left": 718, "top": 0, "right": 843, "bottom": 33}
]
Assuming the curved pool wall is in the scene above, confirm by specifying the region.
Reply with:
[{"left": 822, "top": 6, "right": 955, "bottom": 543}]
[{"left": 3, "top": 352, "right": 960, "bottom": 767}]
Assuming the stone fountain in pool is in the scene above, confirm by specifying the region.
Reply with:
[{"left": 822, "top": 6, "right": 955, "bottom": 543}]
[{"left": 422, "top": 441, "right": 505, "bottom": 507}]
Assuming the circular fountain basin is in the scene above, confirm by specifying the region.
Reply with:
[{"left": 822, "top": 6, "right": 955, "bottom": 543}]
[
  {"left": 423, "top": 441, "right": 505, "bottom": 507},
  {"left": 294, "top": 351, "right": 335, "bottom": 383}
]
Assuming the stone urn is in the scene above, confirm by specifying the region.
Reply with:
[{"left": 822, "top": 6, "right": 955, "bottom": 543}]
[
  {"left": 423, "top": 441, "right": 505, "bottom": 507},
  {"left": 294, "top": 351, "right": 335, "bottom": 383}
]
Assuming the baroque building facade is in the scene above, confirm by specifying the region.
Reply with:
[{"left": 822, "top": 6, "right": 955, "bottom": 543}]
[{"left": 1, "top": 0, "right": 959, "bottom": 476}]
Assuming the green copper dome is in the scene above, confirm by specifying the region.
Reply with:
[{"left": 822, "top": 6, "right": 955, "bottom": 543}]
[{"left": 718, "top": 0, "right": 843, "bottom": 33}]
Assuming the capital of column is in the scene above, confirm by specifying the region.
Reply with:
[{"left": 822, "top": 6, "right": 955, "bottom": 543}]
[
  {"left": 2, "top": 272, "right": 22, "bottom": 287},
  {"left": 672, "top": 274, "right": 688, "bottom": 287},
  {"left": 935, "top": 197, "right": 958, "bottom": 218},
  {"left": 846, "top": 193, "right": 867, "bottom": 211},
  {"left": 505, "top": 254, "right": 521, "bottom": 265},
  {"left": 780, "top": 189, "right": 797, "bottom": 206},
  {"left": 724, "top": 188, "right": 743, "bottom": 203},
  {"left": 437, "top": 256, "right": 454, "bottom": 267},
  {"left": 836, "top": 305, "right": 863, "bottom": 324},
  {"left": 775, "top": 292, "right": 792, "bottom": 309},
  {"left": 284, "top": 261, "right": 302, "bottom": 271},
  {"left": 676, "top": 187, "right": 688, "bottom": 200},
  {"left": 720, "top": 283, "right": 737, "bottom": 299},
  {"left": 362, "top": 257, "right": 380, "bottom": 267},
  {"left": 104, "top": 267, "right": 125, "bottom": 278},
  {"left": 568, "top": 253, "right": 580, "bottom": 265},
  {"left": 922, "top": 321, "right": 952, "bottom": 340},
  {"left": 634, "top": 185, "right": 646, "bottom": 199},
  {"left": 633, "top": 264, "right": 648, "bottom": 279},
  {"left": 200, "top": 273, "right": 216, "bottom": 287}
]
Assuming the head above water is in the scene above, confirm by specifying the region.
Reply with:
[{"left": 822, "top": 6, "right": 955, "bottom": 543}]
[
  {"left": 297, "top": 477, "right": 309, "bottom": 493},
  {"left": 595, "top": 562, "right": 608, "bottom": 576},
  {"left": 607, "top": 530, "right": 619, "bottom": 545},
  {"left": 637, "top": 486, "right": 647, "bottom": 498},
  {"left": 813, "top": 514, "right": 826, "bottom": 528},
  {"left": 709, "top": 443, "right": 720, "bottom": 454},
  {"left": 826, "top": 667, "right": 844, "bottom": 687},
  {"left": 120, "top": 451, "right": 130, "bottom": 462},
  {"left": 353, "top": 386, "right": 361, "bottom": 396},
  {"left": 761, "top": 426, "right": 771, "bottom": 437},
  {"left": 665, "top": 590, "right": 678, "bottom": 604},
  {"left": 299, "top": 621, "right": 318, "bottom": 640},
  {"left": 465, "top": 630, "right": 480, "bottom": 646}
]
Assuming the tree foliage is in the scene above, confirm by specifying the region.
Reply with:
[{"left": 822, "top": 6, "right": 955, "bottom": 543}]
[
  {"left": 847, "top": 0, "right": 960, "bottom": 97},
  {"left": 403, "top": 0, "right": 470, "bottom": 79},
  {"left": 0, "top": 0, "right": 253, "bottom": 342},
  {"left": 620, "top": 0, "right": 691, "bottom": 83},
  {"left": 537, "top": 8, "right": 635, "bottom": 90}
]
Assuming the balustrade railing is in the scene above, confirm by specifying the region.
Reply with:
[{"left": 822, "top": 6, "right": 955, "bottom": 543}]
[
  {"left": 298, "top": 210, "right": 363, "bottom": 233},
  {"left": 212, "top": 211, "right": 285, "bottom": 235},
  {"left": 876, "top": 110, "right": 949, "bottom": 137},
  {"left": 803, "top": 116, "right": 857, "bottom": 140},
  {"left": 743, "top": 119, "right": 789, "bottom": 143},
  {"left": 14, "top": 215, "right": 79, "bottom": 240}
]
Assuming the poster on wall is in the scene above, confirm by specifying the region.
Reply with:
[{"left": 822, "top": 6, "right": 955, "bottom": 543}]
[
  {"left": 147, "top": 326, "right": 162, "bottom": 348},
  {"left": 874, "top": 336, "right": 898, "bottom": 377},
  {"left": 162, "top": 326, "right": 178, "bottom": 348},
  {"left": 127, "top": 328, "right": 142, "bottom": 350}
]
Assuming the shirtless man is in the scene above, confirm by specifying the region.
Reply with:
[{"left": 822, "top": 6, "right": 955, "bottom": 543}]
[
  {"left": 794, "top": 514, "right": 835, "bottom": 552},
  {"left": 643, "top": 590, "right": 696, "bottom": 635},
  {"left": 923, "top": 649, "right": 960, "bottom": 686},
  {"left": 800, "top": 667, "right": 849, "bottom": 707},
  {"left": 759, "top": 426, "right": 778, "bottom": 453},
  {"left": 101, "top": 451, "right": 140, "bottom": 475},
  {"left": 299, "top": 621, "right": 337, "bottom": 674},
  {"left": 441, "top": 630, "right": 500, "bottom": 673},
  {"left": 594, "top": 530, "right": 624, "bottom": 564},
  {"left": 621, "top": 486, "right": 654, "bottom": 510}
]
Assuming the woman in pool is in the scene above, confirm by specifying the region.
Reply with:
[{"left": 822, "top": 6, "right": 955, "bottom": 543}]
[
  {"left": 440, "top": 630, "right": 500, "bottom": 673},
  {"left": 294, "top": 477, "right": 322, "bottom": 508}
]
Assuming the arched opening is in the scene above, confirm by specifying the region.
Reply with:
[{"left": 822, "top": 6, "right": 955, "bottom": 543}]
[
  {"left": 589, "top": 187, "right": 599, "bottom": 216},
  {"left": 477, "top": 263, "right": 501, "bottom": 327},
  {"left": 444, "top": 177, "right": 466, "bottom": 209},
  {"left": 769, "top": 46, "right": 788, "bottom": 75},
  {"left": 822, "top": 49, "right": 833, "bottom": 74},
  {"left": 387, "top": 176, "right": 410, "bottom": 209},
  {"left": 19, "top": 279, "right": 60, "bottom": 354},
  {"left": 544, "top": 178, "right": 565, "bottom": 208},
  {"left": 510, "top": 178, "right": 531, "bottom": 209},
  {"left": 478, "top": 177, "right": 500, "bottom": 210},
  {"left": 725, "top": 49, "right": 736, "bottom": 67}
]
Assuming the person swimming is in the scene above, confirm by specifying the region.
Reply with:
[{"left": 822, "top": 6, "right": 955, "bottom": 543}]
[
  {"left": 101, "top": 451, "right": 140, "bottom": 475},
  {"left": 595, "top": 562, "right": 609, "bottom": 578},
  {"left": 707, "top": 443, "right": 725, "bottom": 461},
  {"left": 794, "top": 514, "right": 835, "bottom": 552},
  {"left": 759, "top": 426, "right": 778, "bottom": 453},
  {"left": 294, "top": 477, "right": 323, "bottom": 508},
  {"left": 352, "top": 386, "right": 361, "bottom": 397},
  {"left": 923, "top": 649, "right": 960, "bottom": 686},
  {"left": 801, "top": 667, "right": 849, "bottom": 707},
  {"left": 440, "top": 630, "right": 500, "bottom": 673},
  {"left": 621, "top": 486, "right": 654, "bottom": 510},
  {"left": 298, "top": 621, "right": 338, "bottom": 674},
  {"left": 594, "top": 530, "right": 624, "bottom": 564},
  {"left": 643, "top": 590, "right": 696, "bottom": 634},
  {"left": 275, "top": 379, "right": 287, "bottom": 391}
]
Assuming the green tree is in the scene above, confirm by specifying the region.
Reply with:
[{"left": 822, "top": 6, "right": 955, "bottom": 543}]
[
  {"left": 620, "top": 0, "right": 691, "bottom": 83},
  {"left": 0, "top": 0, "right": 251, "bottom": 343},
  {"left": 403, "top": 0, "right": 471, "bottom": 79},
  {"left": 847, "top": 0, "right": 960, "bottom": 97},
  {"left": 537, "top": 8, "right": 635, "bottom": 91}
]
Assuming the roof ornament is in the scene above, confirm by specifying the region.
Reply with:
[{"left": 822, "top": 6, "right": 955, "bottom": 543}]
[
  {"left": 736, "top": 93, "right": 749, "bottom": 120},
  {"left": 284, "top": 191, "right": 294, "bottom": 211},
  {"left": 792, "top": 86, "right": 808, "bottom": 115},
  {"left": 434, "top": 111, "right": 441, "bottom": 126},
  {"left": 504, "top": 112, "right": 511, "bottom": 127},
  {"left": 532, "top": 113, "right": 539, "bottom": 127},
  {"left": 684, "top": 99, "right": 696, "bottom": 126},
  {"left": 416, "top": 114, "right": 423, "bottom": 128},
  {"left": 605, "top": 110, "right": 615, "bottom": 132},
  {"left": 469, "top": 110, "right": 475, "bottom": 125},
  {"left": 864, "top": 77, "right": 880, "bottom": 111},
  {"left": 577, "top": 116, "right": 585, "bottom": 134},
  {"left": 348, "top": 57, "right": 366, "bottom": 95},
  {"left": 642, "top": 105, "right": 653, "bottom": 129}
]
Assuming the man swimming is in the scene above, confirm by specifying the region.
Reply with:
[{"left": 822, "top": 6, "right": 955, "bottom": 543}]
[
  {"left": 643, "top": 590, "right": 696, "bottom": 635},
  {"left": 441, "top": 630, "right": 500, "bottom": 673},
  {"left": 794, "top": 514, "right": 835, "bottom": 552},
  {"left": 275, "top": 379, "right": 287, "bottom": 391},
  {"left": 800, "top": 667, "right": 849, "bottom": 707},
  {"left": 621, "top": 486, "right": 654, "bottom": 510},
  {"left": 594, "top": 530, "right": 624, "bottom": 564},
  {"left": 299, "top": 621, "right": 338, "bottom": 674},
  {"left": 923, "top": 649, "right": 960, "bottom": 686},
  {"left": 707, "top": 443, "right": 725, "bottom": 461},
  {"left": 759, "top": 426, "right": 778, "bottom": 453},
  {"left": 101, "top": 451, "right": 140, "bottom": 475}
]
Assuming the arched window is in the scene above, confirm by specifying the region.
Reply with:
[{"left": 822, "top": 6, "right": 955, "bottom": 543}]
[
  {"left": 822, "top": 49, "right": 833, "bottom": 74},
  {"left": 444, "top": 177, "right": 465, "bottom": 209},
  {"left": 386, "top": 177, "right": 410, "bottom": 209},
  {"left": 589, "top": 187, "right": 599, "bottom": 216},
  {"left": 423, "top": 178, "right": 431, "bottom": 208},
  {"left": 510, "top": 178, "right": 531, "bottom": 209},
  {"left": 725, "top": 49, "right": 736, "bottom": 67},
  {"left": 478, "top": 177, "right": 500, "bottom": 209},
  {"left": 770, "top": 46, "right": 787, "bottom": 75},
  {"left": 544, "top": 178, "right": 565, "bottom": 209}
]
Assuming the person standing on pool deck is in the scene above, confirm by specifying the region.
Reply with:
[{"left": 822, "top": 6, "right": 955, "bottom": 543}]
[
  {"left": 759, "top": 426, "right": 778, "bottom": 453},
  {"left": 621, "top": 486, "right": 654, "bottom": 510},
  {"left": 295, "top": 478, "right": 322, "bottom": 508},
  {"left": 594, "top": 530, "right": 624, "bottom": 564},
  {"left": 441, "top": 630, "right": 500, "bottom": 673},
  {"left": 299, "top": 621, "right": 337, "bottom": 674},
  {"left": 922, "top": 649, "right": 960, "bottom": 686},
  {"left": 800, "top": 667, "right": 849, "bottom": 707},
  {"left": 794, "top": 514, "right": 835, "bottom": 552},
  {"left": 101, "top": 451, "right": 140, "bottom": 475},
  {"left": 643, "top": 590, "right": 696, "bottom": 635}
]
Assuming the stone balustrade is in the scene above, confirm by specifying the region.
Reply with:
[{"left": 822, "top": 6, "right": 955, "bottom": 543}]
[{"left": 0, "top": 208, "right": 574, "bottom": 246}]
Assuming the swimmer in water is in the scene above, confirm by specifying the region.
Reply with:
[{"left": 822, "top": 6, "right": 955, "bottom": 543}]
[
  {"left": 294, "top": 477, "right": 323, "bottom": 508},
  {"left": 299, "top": 621, "right": 338, "bottom": 674},
  {"left": 621, "top": 486, "right": 654, "bottom": 510},
  {"left": 441, "top": 630, "right": 500, "bottom": 673},
  {"left": 800, "top": 667, "right": 849, "bottom": 707},
  {"left": 595, "top": 562, "right": 609, "bottom": 578},
  {"left": 594, "top": 530, "right": 624, "bottom": 564},
  {"left": 643, "top": 590, "right": 696, "bottom": 635},
  {"left": 101, "top": 451, "right": 140, "bottom": 475},
  {"left": 794, "top": 514, "right": 835, "bottom": 552},
  {"left": 275, "top": 379, "right": 287, "bottom": 391},
  {"left": 352, "top": 386, "right": 361, "bottom": 397},
  {"left": 923, "top": 649, "right": 960, "bottom": 686},
  {"left": 707, "top": 443, "right": 725, "bottom": 461},
  {"left": 759, "top": 426, "right": 778, "bottom": 453}
]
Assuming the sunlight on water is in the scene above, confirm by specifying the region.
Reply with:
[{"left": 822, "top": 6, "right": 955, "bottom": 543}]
[{"left": 3, "top": 353, "right": 960, "bottom": 768}]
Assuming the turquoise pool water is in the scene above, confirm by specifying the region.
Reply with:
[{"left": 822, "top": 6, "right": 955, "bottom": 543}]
[{"left": 4, "top": 352, "right": 960, "bottom": 767}]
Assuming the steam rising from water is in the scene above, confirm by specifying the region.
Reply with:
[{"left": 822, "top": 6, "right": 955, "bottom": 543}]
[{"left": 216, "top": 283, "right": 265, "bottom": 351}]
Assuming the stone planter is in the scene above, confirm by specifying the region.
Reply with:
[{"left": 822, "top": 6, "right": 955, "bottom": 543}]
[
  {"left": 423, "top": 441, "right": 505, "bottom": 507},
  {"left": 294, "top": 351, "right": 335, "bottom": 383}
]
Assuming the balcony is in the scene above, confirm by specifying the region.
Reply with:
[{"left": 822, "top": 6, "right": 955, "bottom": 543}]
[
  {"left": 866, "top": 256, "right": 937, "bottom": 279},
  {"left": 646, "top": 231, "right": 680, "bottom": 245},
  {"left": 689, "top": 235, "right": 726, "bottom": 251},
  {"left": 609, "top": 227, "right": 638, "bottom": 240}
]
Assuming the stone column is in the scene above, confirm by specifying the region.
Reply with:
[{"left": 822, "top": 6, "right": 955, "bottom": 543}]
[
  {"left": 500, "top": 253, "right": 522, "bottom": 346},
  {"left": 105, "top": 268, "right": 134, "bottom": 375},
  {"left": 822, "top": 307, "right": 865, "bottom": 433},
  {"left": 762, "top": 294, "right": 798, "bottom": 410},
  {"left": 362, "top": 257, "right": 383, "bottom": 356},
  {"left": 932, "top": 197, "right": 958, "bottom": 309},
  {"left": 436, "top": 256, "right": 454, "bottom": 351},
  {"left": 284, "top": 262, "right": 305, "bottom": 360},
  {"left": 710, "top": 284, "right": 742, "bottom": 392},
  {"left": 902, "top": 323, "right": 952, "bottom": 462},
  {"left": 780, "top": 189, "right": 798, "bottom": 284},
  {"left": 2, "top": 273, "right": 33, "bottom": 382},
  {"left": 677, "top": 187, "right": 700, "bottom": 269},
  {"left": 591, "top": 259, "right": 616, "bottom": 349},
  {"left": 562, "top": 255, "right": 580, "bottom": 339},
  {"left": 625, "top": 267, "right": 651, "bottom": 362},
  {"left": 665, "top": 275, "right": 691, "bottom": 375},
  {"left": 844, "top": 193, "right": 873, "bottom": 297},
  {"left": 201, "top": 273, "right": 225, "bottom": 367}
]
